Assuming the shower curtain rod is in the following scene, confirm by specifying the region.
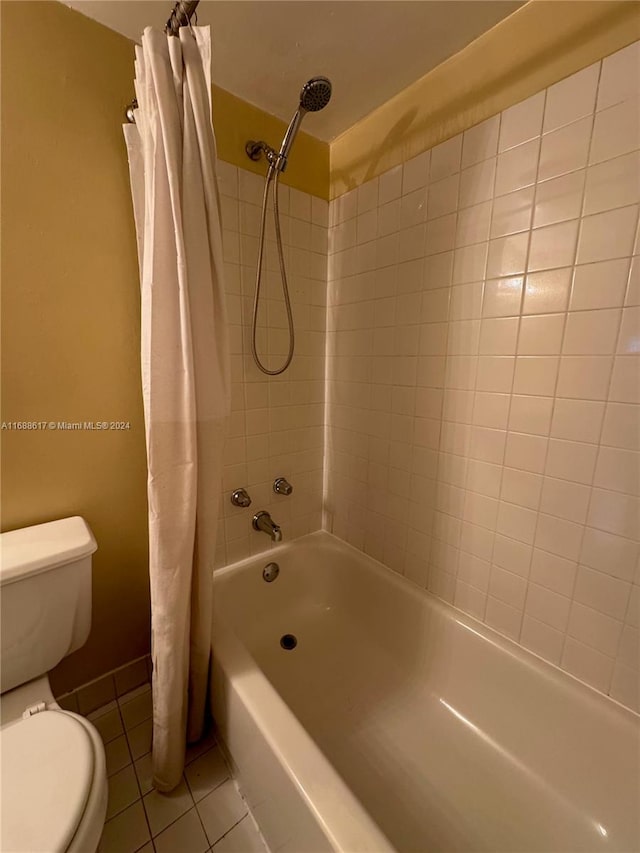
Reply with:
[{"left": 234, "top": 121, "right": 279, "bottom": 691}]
[
  {"left": 125, "top": 0, "right": 201, "bottom": 122},
  {"left": 165, "top": 0, "right": 200, "bottom": 36}
]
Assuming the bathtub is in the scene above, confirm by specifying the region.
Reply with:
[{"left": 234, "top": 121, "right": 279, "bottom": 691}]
[{"left": 211, "top": 531, "right": 639, "bottom": 853}]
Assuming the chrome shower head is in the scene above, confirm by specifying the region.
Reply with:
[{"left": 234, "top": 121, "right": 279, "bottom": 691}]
[
  {"left": 299, "top": 77, "right": 332, "bottom": 113},
  {"left": 275, "top": 76, "right": 332, "bottom": 171}
]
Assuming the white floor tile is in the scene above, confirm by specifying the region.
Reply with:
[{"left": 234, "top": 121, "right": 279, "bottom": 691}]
[
  {"left": 126, "top": 718, "right": 153, "bottom": 760},
  {"left": 120, "top": 689, "right": 153, "bottom": 731},
  {"left": 196, "top": 780, "right": 247, "bottom": 847},
  {"left": 154, "top": 807, "right": 209, "bottom": 853},
  {"left": 134, "top": 752, "right": 154, "bottom": 796},
  {"left": 93, "top": 708, "right": 124, "bottom": 744},
  {"left": 212, "top": 816, "right": 267, "bottom": 853},
  {"left": 98, "top": 801, "right": 150, "bottom": 853},
  {"left": 105, "top": 734, "right": 132, "bottom": 777},
  {"left": 106, "top": 765, "right": 141, "bottom": 820},
  {"left": 144, "top": 776, "right": 194, "bottom": 837},
  {"left": 185, "top": 746, "right": 229, "bottom": 802}
]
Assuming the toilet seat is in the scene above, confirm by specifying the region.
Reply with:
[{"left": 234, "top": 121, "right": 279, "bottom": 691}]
[{"left": 1, "top": 709, "right": 105, "bottom": 853}]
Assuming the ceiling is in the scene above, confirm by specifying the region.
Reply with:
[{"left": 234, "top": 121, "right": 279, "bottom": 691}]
[{"left": 64, "top": 1, "right": 524, "bottom": 141}]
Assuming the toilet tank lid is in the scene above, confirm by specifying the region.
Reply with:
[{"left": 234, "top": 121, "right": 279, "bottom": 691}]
[{"left": 0, "top": 517, "right": 97, "bottom": 586}]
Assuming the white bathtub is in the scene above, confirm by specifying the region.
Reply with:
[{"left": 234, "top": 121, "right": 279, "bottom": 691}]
[{"left": 211, "top": 531, "right": 639, "bottom": 853}]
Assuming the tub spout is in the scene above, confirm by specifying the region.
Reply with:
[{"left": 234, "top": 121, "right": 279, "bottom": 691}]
[{"left": 253, "top": 511, "right": 282, "bottom": 542}]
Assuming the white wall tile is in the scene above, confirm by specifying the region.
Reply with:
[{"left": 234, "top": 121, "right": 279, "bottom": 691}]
[
  {"left": 487, "top": 234, "right": 529, "bottom": 279},
  {"left": 540, "top": 476, "right": 590, "bottom": 524},
  {"left": 583, "top": 152, "right": 640, "bottom": 216},
  {"left": 512, "top": 356, "right": 559, "bottom": 396},
  {"left": 505, "top": 432, "right": 548, "bottom": 474},
  {"left": 462, "top": 116, "right": 500, "bottom": 168},
  {"left": 570, "top": 258, "right": 630, "bottom": 310},
  {"left": 326, "top": 74, "right": 640, "bottom": 713},
  {"left": 499, "top": 92, "right": 545, "bottom": 152},
  {"left": 495, "top": 139, "right": 539, "bottom": 196},
  {"left": 574, "top": 565, "right": 631, "bottom": 619},
  {"left": 601, "top": 402, "right": 640, "bottom": 450},
  {"left": 430, "top": 135, "right": 463, "bottom": 181},
  {"left": 598, "top": 43, "right": 640, "bottom": 111},
  {"left": 617, "top": 306, "right": 640, "bottom": 354},
  {"left": 588, "top": 487, "right": 639, "bottom": 540},
  {"left": 562, "top": 309, "right": 621, "bottom": 354},
  {"left": 530, "top": 548, "right": 577, "bottom": 597},
  {"left": 402, "top": 150, "right": 431, "bottom": 194},
  {"left": 556, "top": 356, "right": 613, "bottom": 400},
  {"left": 533, "top": 171, "right": 585, "bottom": 229},
  {"left": 518, "top": 314, "right": 564, "bottom": 355},
  {"left": 508, "top": 395, "right": 553, "bottom": 436},
  {"left": 492, "top": 187, "right": 534, "bottom": 238},
  {"left": 429, "top": 174, "right": 460, "bottom": 220},
  {"left": 577, "top": 205, "right": 639, "bottom": 265},
  {"left": 551, "top": 398, "right": 604, "bottom": 443},
  {"left": 590, "top": 99, "right": 640, "bottom": 165},
  {"left": 528, "top": 220, "right": 579, "bottom": 272},
  {"left": 378, "top": 164, "right": 403, "bottom": 205},
  {"left": 594, "top": 446, "right": 640, "bottom": 495},
  {"left": 523, "top": 268, "right": 572, "bottom": 314},
  {"left": 543, "top": 64, "right": 599, "bottom": 133},
  {"left": 459, "top": 158, "right": 496, "bottom": 208},
  {"left": 597, "top": 42, "right": 640, "bottom": 110},
  {"left": 538, "top": 117, "right": 591, "bottom": 182},
  {"left": 545, "top": 437, "right": 597, "bottom": 484},
  {"left": 525, "top": 582, "right": 571, "bottom": 631},
  {"left": 609, "top": 356, "right": 640, "bottom": 403},
  {"left": 521, "top": 614, "right": 564, "bottom": 663}
]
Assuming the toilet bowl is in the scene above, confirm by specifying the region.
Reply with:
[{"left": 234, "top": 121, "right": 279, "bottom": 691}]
[{"left": 0, "top": 517, "right": 108, "bottom": 852}]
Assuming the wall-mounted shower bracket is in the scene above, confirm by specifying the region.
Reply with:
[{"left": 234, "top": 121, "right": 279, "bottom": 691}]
[{"left": 245, "top": 140, "right": 282, "bottom": 171}]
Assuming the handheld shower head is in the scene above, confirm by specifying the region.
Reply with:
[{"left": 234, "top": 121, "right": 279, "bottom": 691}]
[
  {"left": 277, "top": 76, "right": 332, "bottom": 170},
  {"left": 299, "top": 76, "right": 332, "bottom": 113}
]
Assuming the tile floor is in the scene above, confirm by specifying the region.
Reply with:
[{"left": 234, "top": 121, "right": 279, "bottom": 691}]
[{"left": 91, "top": 684, "right": 267, "bottom": 853}]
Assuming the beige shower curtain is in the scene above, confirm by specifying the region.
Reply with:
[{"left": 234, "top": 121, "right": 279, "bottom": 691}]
[{"left": 123, "top": 25, "right": 229, "bottom": 792}]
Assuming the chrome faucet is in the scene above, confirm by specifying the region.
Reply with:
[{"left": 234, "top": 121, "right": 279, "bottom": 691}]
[{"left": 252, "top": 511, "right": 282, "bottom": 542}]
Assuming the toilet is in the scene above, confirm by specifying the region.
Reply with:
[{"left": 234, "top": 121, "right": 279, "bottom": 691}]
[{"left": 0, "top": 517, "right": 108, "bottom": 852}]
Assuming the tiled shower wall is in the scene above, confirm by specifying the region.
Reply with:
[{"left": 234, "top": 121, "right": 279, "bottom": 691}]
[
  {"left": 214, "top": 162, "right": 328, "bottom": 566},
  {"left": 325, "top": 41, "right": 640, "bottom": 712}
]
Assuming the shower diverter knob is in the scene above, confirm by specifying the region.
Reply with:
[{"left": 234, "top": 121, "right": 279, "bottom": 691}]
[
  {"left": 231, "top": 488, "right": 252, "bottom": 508},
  {"left": 273, "top": 477, "right": 293, "bottom": 496}
]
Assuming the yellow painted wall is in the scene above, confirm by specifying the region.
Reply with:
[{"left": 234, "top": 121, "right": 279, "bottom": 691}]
[
  {"left": 1, "top": 0, "right": 150, "bottom": 693},
  {"left": 331, "top": 0, "right": 640, "bottom": 197}
]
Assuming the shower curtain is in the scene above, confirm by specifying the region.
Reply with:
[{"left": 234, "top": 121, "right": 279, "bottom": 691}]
[{"left": 123, "top": 25, "right": 229, "bottom": 792}]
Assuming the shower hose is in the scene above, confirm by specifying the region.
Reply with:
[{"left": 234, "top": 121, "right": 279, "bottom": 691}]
[{"left": 251, "top": 165, "right": 295, "bottom": 376}]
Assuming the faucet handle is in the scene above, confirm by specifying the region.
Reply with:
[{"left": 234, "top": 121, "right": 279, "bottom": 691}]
[
  {"left": 231, "top": 488, "right": 252, "bottom": 508},
  {"left": 273, "top": 477, "right": 293, "bottom": 496}
]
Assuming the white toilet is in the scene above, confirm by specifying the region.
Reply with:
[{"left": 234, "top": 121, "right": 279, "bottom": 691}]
[{"left": 0, "top": 516, "right": 108, "bottom": 852}]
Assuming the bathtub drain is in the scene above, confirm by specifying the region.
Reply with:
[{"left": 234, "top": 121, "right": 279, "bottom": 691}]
[{"left": 280, "top": 634, "right": 297, "bottom": 650}]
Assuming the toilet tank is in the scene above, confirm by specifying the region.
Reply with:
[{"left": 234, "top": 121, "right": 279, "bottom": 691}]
[{"left": 0, "top": 517, "right": 97, "bottom": 694}]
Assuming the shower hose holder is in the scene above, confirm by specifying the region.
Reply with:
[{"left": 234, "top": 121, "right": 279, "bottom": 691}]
[{"left": 245, "top": 140, "right": 283, "bottom": 171}]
